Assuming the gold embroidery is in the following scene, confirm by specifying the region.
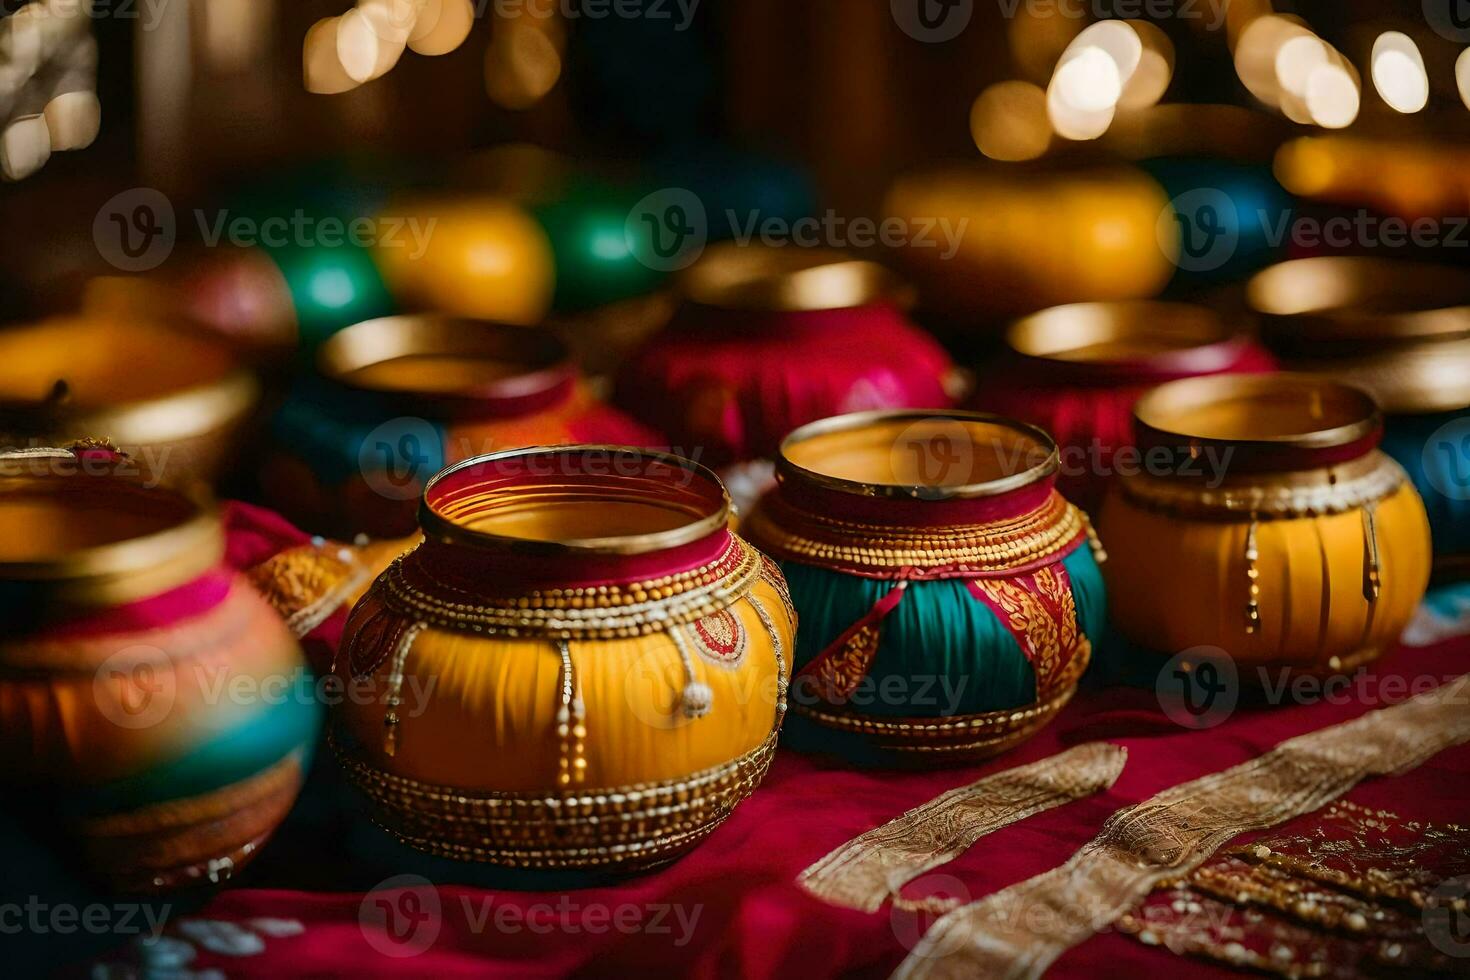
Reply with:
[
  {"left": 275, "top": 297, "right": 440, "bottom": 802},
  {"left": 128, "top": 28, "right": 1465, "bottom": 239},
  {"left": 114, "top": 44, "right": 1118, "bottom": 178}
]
[
  {"left": 971, "top": 567, "right": 1087, "bottom": 697},
  {"left": 798, "top": 743, "right": 1126, "bottom": 913},
  {"left": 891, "top": 673, "right": 1470, "bottom": 980},
  {"left": 812, "top": 623, "right": 883, "bottom": 703},
  {"left": 688, "top": 607, "right": 749, "bottom": 667}
]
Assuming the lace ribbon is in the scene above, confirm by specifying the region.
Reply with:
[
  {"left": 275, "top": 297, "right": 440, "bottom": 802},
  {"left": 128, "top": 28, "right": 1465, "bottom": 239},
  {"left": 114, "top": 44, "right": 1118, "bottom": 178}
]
[
  {"left": 892, "top": 672, "right": 1470, "bottom": 980},
  {"left": 798, "top": 742, "right": 1127, "bottom": 914}
]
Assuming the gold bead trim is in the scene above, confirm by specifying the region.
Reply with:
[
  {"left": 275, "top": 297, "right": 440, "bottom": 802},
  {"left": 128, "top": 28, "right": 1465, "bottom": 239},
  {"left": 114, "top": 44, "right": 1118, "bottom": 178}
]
[
  {"left": 790, "top": 644, "right": 1089, "bottom": 761},
  {"left": 1118, "top": 451, "right": 1406, "bottom": 521},
  {"left": 331, "top": 728, "right": 779, "bottom": 870},
  {"left": 745, "top": 493, "right": 1085, "bottom": 576},
  {"left": 379, "top": 536, "right": 763, "bottom": 639}
]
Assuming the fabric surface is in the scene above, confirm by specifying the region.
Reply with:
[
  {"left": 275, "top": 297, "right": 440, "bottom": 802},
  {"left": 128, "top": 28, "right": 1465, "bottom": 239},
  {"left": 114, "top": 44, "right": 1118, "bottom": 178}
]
[{"left": 59, "top": 504, "right": 1470, "bottom": 978}]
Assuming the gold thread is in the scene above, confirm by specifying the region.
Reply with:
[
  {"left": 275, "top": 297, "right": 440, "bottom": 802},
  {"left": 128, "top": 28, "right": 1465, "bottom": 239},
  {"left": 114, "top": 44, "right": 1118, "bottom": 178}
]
[
  {"left": 1245, "top": 519, "right": 1262, "bottom": 635},
  {"left": 798, "top": 743, "right": 1127, "bottom": 913},
  {"left": 891, "top": 672, "right": 1470, "bottom": 980}
]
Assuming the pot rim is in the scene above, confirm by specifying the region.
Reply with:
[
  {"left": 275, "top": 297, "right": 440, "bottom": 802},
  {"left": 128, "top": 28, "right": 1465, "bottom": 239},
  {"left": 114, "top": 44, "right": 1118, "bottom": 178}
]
[
  {"left": 0, "top": 447, "right": 223, "bottom": 604},
  {"left": 419, "top": 445, "right": 732, "bottom": 556},
  {"left": 1007, "top": 300, "right": 1249, "bottom": 374},
  {"left": 677, "top": 242, "right": 911, "bottom": 313},
  {"left": 317, "top": 314, "right": 576, "bottom": 409},
  {"left": 0, "top": 316, "right": 260, "bottom": 445},
  {"left": 776, "top": 409, "right": 1060, "bottom": 501},
  {"left": 1133, "top": 373, "right": 1383, "bottom": 464}
]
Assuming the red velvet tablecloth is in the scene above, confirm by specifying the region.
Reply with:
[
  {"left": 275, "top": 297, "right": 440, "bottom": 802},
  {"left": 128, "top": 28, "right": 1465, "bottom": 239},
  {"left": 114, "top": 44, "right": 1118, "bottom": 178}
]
[{"left": 81, "top": 504, "right": 1470, "bottom": 979}]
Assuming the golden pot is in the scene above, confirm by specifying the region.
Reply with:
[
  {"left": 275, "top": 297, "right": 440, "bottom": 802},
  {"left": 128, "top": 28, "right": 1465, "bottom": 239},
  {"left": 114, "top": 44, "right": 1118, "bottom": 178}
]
[
  {"left": 881, "top": 164, "right": 1174, "bottom": 322},
  {"left": 1099, "top": 374, "right": 1432, "bottom": 675},
  {"left": 0, "top": 315, "right": 261, "bottom": 487},
  {"left": 332, "top": 446, "right": 793, "bottom": 870},
  {"left": 0, "top": 447, "right": 317, "bottom": 892}
]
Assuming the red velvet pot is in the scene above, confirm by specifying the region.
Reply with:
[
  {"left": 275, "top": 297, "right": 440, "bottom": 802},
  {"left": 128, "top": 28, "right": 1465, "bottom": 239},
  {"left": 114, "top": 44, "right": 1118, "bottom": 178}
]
[
  {"left": 971, "top": 301, "right": 1276, "bottom": 512},
  {"left": 616, "top": 244, "right": 959, "bottom": 468}
]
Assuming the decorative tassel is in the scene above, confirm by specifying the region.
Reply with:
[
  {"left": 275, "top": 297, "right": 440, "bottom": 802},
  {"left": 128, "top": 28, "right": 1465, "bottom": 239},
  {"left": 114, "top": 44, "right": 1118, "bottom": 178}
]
[
  {"left": 670, "top": 626, "right": 713, "bottom": 719},
  {"left": 1362, "top": 503, "right": 1382, "bottom": 603},
  {"left": 1244, "top": 519, "right": 1262, "bottom": 635},
  {"left": 555, "top": 640, "right": 587, "bottom": 786},
  {"left": 383, "top": 622, "right": 426, "bottom": 756}
]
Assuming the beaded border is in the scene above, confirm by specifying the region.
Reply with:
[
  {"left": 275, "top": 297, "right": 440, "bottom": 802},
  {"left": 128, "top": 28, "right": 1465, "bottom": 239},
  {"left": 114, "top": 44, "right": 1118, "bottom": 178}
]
[
  {"left": 789, "top": 644, "right": 1089, "bottom": 762},
  {"left": 1118, "top": 451, "right": 1407, "bottom": 520},
  {"left": 379, "top": 535, "right": 763, "bottom": 639},
  {"left": 744, "top": 493, "right": 1086, "bottom": 577},
  {"left": 332, "top": 729, "right": 779, "bottom": 870}
]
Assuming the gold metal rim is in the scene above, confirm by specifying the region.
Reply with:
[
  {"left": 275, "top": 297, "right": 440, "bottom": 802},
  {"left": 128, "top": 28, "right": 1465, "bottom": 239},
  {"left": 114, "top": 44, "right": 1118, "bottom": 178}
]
[
  {"left": 776, "top": 410, "right": 1060, "bottom": 501},
  {"left": 1007, "top": 301, "right": 1238, "bottom": 364},
  {"left": 678, "top": 242, "right": 910, "bottom": 312},
  {"left": 1248, "top": 257, "right": 1470, "bottom": 343},
  {"left": 418, "top": 445, "right": 732, "bottom": 556},
  {"left": 1133, "top": 373, "right": 1382, "bottom": 456},
  {"left": 0, "top": 449, "right": 224, "bottom": 604},
  {"left": 316, "top": 314, "right": 574, "bottom": 401},
  {"left": 0, "top": 369, "right": 260, "bottom": 447}
]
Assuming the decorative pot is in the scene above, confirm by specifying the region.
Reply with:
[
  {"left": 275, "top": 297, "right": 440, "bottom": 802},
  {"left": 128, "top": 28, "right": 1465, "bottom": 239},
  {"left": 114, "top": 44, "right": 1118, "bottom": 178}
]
[
  {"left": 0, "top": 447, "right": 317, "bottom": 892},
  {"left": 1099, "top": 374, "right": 1433, "bottom": 675},
  {"left": 0, "top": 315, "right": 261, "bottom": 487},
  {"left": 742, "top": 411, "right": 1108, "bottom": 765},
  {"left": 880, "top": 164, "right": 1174, "bottom": 325},
  {"left": 975, "top": 300, "right": 1275, "bottom": 512},
  {"left": 616, "top": 243, "right": 957, "bottom": 468},
  {"left": 332, "top": 447, "right": 794, "bottom": 870},
  {"left": 1249, "top": 257, "right": 1470, "bottom": 577},
  {"left": 262, "top": 315, "right": 658, "bottom": 539}
]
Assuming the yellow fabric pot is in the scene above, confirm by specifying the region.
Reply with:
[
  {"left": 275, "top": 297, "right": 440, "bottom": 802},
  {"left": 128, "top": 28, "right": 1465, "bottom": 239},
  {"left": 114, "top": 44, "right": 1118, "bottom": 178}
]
[
  {"left": 1100, "top": 375, "right": 1432, "bottom": 675},
  {"left": 332, "top": 447, "right": 794, "bottom": 870}
]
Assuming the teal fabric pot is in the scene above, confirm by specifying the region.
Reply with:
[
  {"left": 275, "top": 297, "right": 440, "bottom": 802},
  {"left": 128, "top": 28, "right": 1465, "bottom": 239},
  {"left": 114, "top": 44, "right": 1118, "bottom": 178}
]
[{"left": 743, "top": 410, "right": 1109, "bottom": 767}]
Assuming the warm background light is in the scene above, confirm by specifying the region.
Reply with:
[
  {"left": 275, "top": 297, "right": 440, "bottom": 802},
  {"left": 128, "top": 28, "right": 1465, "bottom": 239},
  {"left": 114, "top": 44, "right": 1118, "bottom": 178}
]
[
  {"left": 970, "top": 80, "right": 1050, "bottom": 161},
  {"left": 1372, "top": 31, "right": 1429, "bottom": 114}
]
